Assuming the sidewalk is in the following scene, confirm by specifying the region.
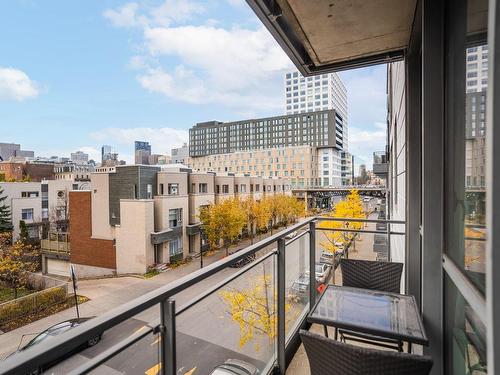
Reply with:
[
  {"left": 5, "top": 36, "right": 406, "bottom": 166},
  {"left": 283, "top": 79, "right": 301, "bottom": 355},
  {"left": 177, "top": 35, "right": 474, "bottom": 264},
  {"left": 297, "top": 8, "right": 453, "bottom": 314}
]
[{"left": 0, "top": 224, "right": 289, "bottom": 358}]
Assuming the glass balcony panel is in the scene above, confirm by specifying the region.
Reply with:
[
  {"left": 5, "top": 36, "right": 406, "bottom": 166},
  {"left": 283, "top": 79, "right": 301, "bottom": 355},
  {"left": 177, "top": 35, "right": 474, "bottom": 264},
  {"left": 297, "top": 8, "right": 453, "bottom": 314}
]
[
  {"left": 285, "top": 231, "right": 310, "bottom": 342},
  {"left": 445, "top": 275, "right": 487, "bottom": 374},
  {"left": 175, "top": 255, "right": 276, "bottom": 374}
]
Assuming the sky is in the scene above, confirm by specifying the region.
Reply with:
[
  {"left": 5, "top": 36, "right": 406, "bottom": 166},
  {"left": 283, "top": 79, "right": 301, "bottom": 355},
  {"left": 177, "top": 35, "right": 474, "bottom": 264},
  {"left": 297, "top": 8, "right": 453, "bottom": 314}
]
[{"left": 0, "top": 0, "right": 387, "bottom": 167}]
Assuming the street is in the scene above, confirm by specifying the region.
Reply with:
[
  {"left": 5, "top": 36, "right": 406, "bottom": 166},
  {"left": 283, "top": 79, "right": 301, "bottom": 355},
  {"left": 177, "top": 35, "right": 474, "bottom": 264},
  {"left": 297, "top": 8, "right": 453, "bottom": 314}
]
[{"left": 1, "top": 198, "right": 381, "bottom": 375}]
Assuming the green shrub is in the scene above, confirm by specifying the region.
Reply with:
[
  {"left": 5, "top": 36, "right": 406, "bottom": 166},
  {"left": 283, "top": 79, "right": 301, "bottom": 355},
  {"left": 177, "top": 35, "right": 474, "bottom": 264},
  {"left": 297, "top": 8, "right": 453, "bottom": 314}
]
[{"left": 0, "top": 286, "right": 66, "bottom": 325}]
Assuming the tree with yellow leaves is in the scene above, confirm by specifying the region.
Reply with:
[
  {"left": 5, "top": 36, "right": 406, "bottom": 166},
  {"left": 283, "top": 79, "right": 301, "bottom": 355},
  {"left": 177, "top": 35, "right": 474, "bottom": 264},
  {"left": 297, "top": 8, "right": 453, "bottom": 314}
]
[
  {"left": 242, "top": 198, "right": 272, "bottom": 244},
  {"left": 219, "top": 265, "right": 290, "bottom": 350},
  {"left": 318, "top": 189, "right": 365, "bottom": 258},
  {"left": 0, "top": 240, "right": 39, "bottom": 298},
  {"left": 199, "top": 197, "right": 247, "bottom": 256}
]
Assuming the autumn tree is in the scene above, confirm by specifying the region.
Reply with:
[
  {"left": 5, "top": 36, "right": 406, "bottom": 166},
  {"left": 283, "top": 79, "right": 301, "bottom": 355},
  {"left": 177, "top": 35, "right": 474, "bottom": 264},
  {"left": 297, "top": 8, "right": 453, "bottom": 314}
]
[
  {"left": 0, "top": 186, "right": 13, "bottom": 233},
  {"left": 242, "top": 198, "right": 272, "bottom": 244},
  {"left": 0, "top": 240, "right": 40, "bottom": 298},
  {"left": 199, "top": 198, "right": 246, "bottom": 256},
  {"left": 219, "top": 266, "right": 290, "bottom": 350},
  {"left": 318, "top": 189, "right": 365, "bottom": 258}
]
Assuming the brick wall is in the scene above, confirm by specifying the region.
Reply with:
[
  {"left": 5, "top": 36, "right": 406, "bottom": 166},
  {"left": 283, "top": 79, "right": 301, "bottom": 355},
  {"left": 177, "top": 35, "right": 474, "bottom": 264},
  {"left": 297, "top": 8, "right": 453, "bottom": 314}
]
[
  {"left": 69, "top": 191, "right": 116, "bottom": 270},
  {"left": 0, "top": 162, "right": 23, "bottom": 180}
]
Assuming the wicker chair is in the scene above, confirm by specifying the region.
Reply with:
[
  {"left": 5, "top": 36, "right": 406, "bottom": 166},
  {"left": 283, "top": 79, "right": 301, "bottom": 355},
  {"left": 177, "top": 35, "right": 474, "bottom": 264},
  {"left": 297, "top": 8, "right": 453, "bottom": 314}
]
[
  {"left": 340, "top": 258, "right": 403, "bottom": 293},
  {"left": 300, "top": 330, "right": 433, "bottom": 375},
  {"left": 336, "top": 259, "right": 404, "bottom": 350}
]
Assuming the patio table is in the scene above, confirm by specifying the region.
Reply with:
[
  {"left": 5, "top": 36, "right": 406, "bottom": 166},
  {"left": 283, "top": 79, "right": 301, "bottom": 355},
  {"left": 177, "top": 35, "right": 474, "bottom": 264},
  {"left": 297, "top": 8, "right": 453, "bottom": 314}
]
[{"left": 307, "top": 285, "right": 428, "bottom": 352}]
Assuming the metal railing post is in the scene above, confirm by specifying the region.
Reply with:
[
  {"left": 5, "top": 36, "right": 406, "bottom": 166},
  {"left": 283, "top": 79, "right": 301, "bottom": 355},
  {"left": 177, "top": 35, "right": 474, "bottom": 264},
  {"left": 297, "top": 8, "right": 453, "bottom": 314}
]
[
  {"left": 277, "top": 238, "right": 286, "bottom": 375},
  {"left": 387, "top": 220, "right": 391, "bottom": 262},
  {"left": 309, "top": 221, "right": 316, "bottom": 309},
  {"left": 160, "top": 299, "right": 176, "bottom": 375}
]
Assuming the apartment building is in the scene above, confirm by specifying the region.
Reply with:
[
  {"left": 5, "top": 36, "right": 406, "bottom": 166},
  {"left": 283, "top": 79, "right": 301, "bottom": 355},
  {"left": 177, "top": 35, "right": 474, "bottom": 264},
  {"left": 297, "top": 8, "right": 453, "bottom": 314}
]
[
  {"left": 284, "top": 70, "right": 348, "bottom": 150},
  {"left": 0, "top": 161, "right": 54, "bottom": 181},
  {"left": 170, "top": 143, "right": 190, "bottom": 165},
  {"left": 0, "top": 142, "right": 34, "bottom": 161},
  {"left": 0, "top": 180, "right": 78, "bottom": 240},
  {"left": 68, "top": 165, "right": 291, "bottom": 277},
  {"left": 189, "top": 110, "right": 349, "bottom": 186}
]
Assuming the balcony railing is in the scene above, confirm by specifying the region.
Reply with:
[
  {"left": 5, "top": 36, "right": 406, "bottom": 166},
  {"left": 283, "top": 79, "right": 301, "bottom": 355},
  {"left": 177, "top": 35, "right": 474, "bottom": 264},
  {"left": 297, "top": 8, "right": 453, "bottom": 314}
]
[{"left": 1, "top": 216, "right": 405, "bottom": 375}]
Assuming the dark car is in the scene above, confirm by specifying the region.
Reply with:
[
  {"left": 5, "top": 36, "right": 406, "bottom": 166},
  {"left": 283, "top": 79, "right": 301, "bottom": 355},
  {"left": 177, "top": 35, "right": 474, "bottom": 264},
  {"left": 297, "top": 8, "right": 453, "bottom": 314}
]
[
  {"left": 229, "top": 249, "right": 256, "bottom": 268},
  {"left": 8, "top": 317, "right": 101, "bottom": 374},
  {"left": 209, "top": 359, "right": 259, "bottom": 375}
]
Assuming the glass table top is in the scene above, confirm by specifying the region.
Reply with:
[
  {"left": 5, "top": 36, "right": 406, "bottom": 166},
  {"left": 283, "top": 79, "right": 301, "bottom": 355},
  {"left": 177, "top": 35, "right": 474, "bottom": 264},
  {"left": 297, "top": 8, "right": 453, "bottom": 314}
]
[{"left": 308, "top": 285, "right": 428, "bottom": 345}]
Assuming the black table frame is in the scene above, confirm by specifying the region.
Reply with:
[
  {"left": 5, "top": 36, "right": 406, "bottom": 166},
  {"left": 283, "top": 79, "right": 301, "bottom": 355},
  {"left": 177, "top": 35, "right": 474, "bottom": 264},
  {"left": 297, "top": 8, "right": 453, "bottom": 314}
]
[{"left": 307, "top": 285, "right": 429, "bottom": 351}]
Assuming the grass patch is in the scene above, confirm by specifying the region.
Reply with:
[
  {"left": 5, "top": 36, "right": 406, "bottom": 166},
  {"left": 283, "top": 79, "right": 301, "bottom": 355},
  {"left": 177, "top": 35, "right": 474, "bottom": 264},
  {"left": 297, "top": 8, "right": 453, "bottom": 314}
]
[
  {"left": 143, "top": 269, "right": 160, "bottom": 279},
  {"left": 0, "top": 286, "right": 33, "bottom": 304},
  {"left": 0, "top": 294, "right": 90, "bottom": 333}
]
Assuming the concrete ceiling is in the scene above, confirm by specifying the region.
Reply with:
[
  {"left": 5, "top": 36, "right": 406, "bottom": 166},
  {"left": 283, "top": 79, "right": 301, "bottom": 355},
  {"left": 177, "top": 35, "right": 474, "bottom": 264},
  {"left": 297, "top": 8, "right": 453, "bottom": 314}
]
[
  {"left": 281, "top": 0, "right": 417, "bottom": 66},
  {"left": 247, "top": 0, "right": 417, "bottom": 74}
]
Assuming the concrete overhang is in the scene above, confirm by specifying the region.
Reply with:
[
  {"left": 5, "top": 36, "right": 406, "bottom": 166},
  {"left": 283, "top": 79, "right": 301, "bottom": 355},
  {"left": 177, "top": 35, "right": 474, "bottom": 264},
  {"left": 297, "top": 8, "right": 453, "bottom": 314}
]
[{"left": 246, "top": 0, "right": 417, "bottom": 75}]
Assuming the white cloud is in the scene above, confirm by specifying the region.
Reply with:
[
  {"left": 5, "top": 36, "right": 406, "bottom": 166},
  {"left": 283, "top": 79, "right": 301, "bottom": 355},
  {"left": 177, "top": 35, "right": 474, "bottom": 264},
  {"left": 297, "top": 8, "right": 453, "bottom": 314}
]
[
  {"left": 90, "top": 126, "right": 189, "bottom": 158},
  {"left": 0, "top": 67, "right": 40, "bottom": 101},
  {"left": 348, "top": 122, "right": 387, "bottom": 167},
  {"left": 104, "top": 2, "right": 293, "bottom": 111},
  {"left": 103, "top": 2, "right": 144, "bottom": 28}
]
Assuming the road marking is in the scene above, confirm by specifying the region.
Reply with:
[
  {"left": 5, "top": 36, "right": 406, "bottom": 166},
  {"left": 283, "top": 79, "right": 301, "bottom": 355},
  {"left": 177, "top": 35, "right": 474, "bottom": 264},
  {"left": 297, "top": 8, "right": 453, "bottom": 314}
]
[
  {"left": 184, "top": 367, "right": 197, "bottom": 375},
  {"left": 145, "top": 363, "right": 161, "bottom": 375},
  {"left": 134, "top": 325, "right": 147, "bottom": 335},
  {"left": 150, "top": 336, "right": 161, "bottom": 346}
]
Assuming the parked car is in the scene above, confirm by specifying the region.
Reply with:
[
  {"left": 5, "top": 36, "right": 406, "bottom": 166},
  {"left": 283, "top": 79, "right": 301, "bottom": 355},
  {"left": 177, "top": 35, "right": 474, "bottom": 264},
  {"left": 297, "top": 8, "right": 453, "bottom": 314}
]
[
  {"left": 8, "top": 317, "right": 101, "bottom": 374},
  {"left": 285, "top": 230, "right": 298, "bottom": 239},
  {"left": 319, "top": 251, "right": 342, "bottom": 269},
  {"left": 289, "top": 273, "right": 310, "bottom": 302},
  {"left": 229, "top": 248, "right": 256, "bottom": 268},
  {"left": 315, "top": 263, "right": 332, "bottom": 283},
  {"left": 363, "top": 196, "right": 372, "bottom": 202},
  {"left": 209, "top": 359, "right": 259, "bottom": 374}
]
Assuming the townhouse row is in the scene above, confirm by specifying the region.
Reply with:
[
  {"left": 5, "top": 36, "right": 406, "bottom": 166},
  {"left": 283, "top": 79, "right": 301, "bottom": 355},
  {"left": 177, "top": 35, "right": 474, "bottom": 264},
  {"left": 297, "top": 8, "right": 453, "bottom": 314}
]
[{"left": 66, "top": 165, "right": 292, "bottom": 278}]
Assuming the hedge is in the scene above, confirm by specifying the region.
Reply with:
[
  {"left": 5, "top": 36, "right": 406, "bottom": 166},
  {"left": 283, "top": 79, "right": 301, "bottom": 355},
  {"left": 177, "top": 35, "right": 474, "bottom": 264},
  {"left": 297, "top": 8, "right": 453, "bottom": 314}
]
[{"left": 0, "top": 286, "right": 67, "bottom": 325}]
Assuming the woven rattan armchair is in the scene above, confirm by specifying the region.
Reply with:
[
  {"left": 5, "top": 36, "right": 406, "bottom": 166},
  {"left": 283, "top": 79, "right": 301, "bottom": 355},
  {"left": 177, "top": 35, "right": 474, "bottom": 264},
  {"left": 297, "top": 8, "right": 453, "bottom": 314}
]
[
  {"left": 340, "top": 258, "right": 403, "bottom": 293},
  {"left": 300, "top": 330, "right": 433, "bottom": 375}
]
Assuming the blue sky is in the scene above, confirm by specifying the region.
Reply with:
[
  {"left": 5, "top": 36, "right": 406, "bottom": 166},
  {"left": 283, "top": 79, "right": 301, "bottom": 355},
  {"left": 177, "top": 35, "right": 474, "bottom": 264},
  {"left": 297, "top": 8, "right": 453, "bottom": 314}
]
[{"left": 0, "top": 0, "right": 386, "bottom": 166}]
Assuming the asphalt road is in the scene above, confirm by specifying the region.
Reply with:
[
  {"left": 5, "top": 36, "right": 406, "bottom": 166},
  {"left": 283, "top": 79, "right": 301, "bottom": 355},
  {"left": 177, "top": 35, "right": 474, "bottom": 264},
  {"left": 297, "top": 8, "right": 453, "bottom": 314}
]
[
  {"left": 47, "top": 234, "right": 313, "bottom": 375},
  {"left": 28, "top": 201, "right": 382, "bottom": 375}
]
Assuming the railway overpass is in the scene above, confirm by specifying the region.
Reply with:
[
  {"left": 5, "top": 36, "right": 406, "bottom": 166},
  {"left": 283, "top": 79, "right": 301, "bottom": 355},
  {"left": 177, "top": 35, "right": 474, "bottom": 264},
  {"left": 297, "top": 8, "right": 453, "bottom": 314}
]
[{"left": 292, "top": 186, "right": 386, "bottom": 210}]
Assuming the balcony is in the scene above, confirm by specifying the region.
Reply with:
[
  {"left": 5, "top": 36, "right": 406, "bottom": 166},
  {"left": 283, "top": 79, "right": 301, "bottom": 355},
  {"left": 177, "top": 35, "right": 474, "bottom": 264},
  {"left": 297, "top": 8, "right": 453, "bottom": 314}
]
[{"left": 2, "top": 216, "right": 413, "bottom": 375}]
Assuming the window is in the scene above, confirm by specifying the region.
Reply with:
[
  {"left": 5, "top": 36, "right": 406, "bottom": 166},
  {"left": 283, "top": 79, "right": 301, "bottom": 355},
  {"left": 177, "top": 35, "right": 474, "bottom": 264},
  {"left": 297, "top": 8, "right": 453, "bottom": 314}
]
[
  {"left": 216, "top": 185, "right": 220, "bottom": 194},
  {"left": 240, "top": 184, "right": 246, "bottom": 193},
  {"left": 169, "top": 237, "right": 182, "bottom": 257},
  {"left": 168, "top": 208, "right": 182, "bottom": 228},
  {"left": 222, "top": 184, "right": 229, "bottom": 194},
  {"left": 21, "top": 208, "right": 34, "bottom": 221},
  {"left": 21, "top": 191, "right": 39, "bottom": 198},
  {"left": 147, "top": 184, "right": 152, "bottom": 199},
  {"left": 255, "top": 184, "right": 260, "bottom": 192},
  {"left": 199, "top": 183, "right": 208, "bottom": 193},
  {"left": 168, "top": 183, "right": 178, "bottom": 195},
  {"left": 159, "top": 183, "right": 164, "bottom": 195}
]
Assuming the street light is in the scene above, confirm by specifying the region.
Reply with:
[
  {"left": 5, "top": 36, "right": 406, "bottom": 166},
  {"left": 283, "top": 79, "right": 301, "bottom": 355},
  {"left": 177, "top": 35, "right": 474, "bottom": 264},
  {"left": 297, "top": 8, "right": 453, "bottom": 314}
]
[{"left": 199, "top": 226, "right": 204, "bottom": 268}]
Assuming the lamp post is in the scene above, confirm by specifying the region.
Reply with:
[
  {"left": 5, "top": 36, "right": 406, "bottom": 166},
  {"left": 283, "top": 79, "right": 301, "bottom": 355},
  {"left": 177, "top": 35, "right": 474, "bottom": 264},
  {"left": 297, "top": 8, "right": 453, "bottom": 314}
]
[{"left": 199, "top": 226, "right": 204, "bottom": 268}]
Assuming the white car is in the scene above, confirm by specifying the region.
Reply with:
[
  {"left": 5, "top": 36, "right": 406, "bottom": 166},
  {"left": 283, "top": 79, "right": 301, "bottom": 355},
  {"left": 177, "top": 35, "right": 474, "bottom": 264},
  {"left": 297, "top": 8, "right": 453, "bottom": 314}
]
[
  {"left": 285, "top": 230, "right": 298, "bottom": 239},
  {"left": 363, "top": 197, "right": 371, "bottom": 202}
]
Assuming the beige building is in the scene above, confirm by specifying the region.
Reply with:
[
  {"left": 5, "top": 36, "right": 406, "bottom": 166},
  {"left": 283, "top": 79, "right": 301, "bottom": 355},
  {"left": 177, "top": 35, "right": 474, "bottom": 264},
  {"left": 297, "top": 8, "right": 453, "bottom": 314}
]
[
  {"left": 72, "top": 165, "right": 291, "bottom": 276},
  {"left": 191, "top": 145, "right": 319, "bottom": 188}
]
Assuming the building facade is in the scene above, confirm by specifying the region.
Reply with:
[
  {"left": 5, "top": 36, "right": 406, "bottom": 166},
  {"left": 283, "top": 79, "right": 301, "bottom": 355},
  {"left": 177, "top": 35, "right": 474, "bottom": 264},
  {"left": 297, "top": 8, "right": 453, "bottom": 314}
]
[
  {"left": 284, "top": 70, "right": 348, "bottom": 150},
  {"left": 134, "top": 141, "right": 152, "bottom": 165},
  {"left": 0, "top": 142, "right": 34, "bottom": 161},
  {"left": 68, "top": 165, "right": 291, "bottom": 277},
  {"left": 170, "top": 143, "right": 190, "bottom": 165},
  {"left": 0, "top": 161, "right": 55, "bottom": 181}
]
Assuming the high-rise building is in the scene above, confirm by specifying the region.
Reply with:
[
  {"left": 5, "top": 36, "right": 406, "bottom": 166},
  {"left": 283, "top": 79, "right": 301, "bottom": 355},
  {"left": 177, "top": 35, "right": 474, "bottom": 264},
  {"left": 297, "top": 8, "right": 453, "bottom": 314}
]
[
  {"left": 0, "top": 142, "right": 34, "bottom": 161},
  {"left": 465, "top": 46, "right": 488, "bottom": 189},
  {"left": 101, "top": 145, "right": 112, "bottom": 165},
  {"left": 284, "top": 70, "right": 348, "bottom": 151},
  {"left": 134, "top": 141, "right": 152, "bottom": 165},
  {"left": 70, "top": 151, "right": 89, "bottom": 165},
  {"left": 170, "top": 143, "right": 190, "bottom": 165}
]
